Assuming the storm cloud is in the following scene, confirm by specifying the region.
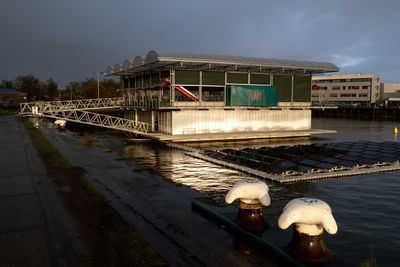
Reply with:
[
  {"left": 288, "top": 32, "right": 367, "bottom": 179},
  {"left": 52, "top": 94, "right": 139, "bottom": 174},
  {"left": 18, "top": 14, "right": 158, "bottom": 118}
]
[{"left": 1, "top": 0, "right": 399, "bottom": 88}]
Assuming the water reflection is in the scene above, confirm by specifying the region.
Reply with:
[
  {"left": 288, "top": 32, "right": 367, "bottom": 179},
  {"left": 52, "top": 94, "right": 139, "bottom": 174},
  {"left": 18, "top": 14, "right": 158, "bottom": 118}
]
[{"left": 122, "top": 143, "right": 258, "bottom": 204}]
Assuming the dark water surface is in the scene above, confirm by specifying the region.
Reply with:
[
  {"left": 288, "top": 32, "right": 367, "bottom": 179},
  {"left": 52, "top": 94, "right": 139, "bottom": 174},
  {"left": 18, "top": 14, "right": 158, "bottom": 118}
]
[{"left": 76, "top": 118, "right": 400, "bottom": 266}]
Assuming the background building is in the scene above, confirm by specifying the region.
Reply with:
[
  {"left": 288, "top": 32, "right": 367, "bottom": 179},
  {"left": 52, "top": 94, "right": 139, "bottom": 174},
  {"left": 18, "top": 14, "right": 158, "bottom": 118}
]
[
  {"left": 380, "top": 83, "right": 400, "bottom": 106},
  {"left": 0, "top": 88, "right": 27, "bottom": 107},
  {"left": 105, "top": 51, "right": 338, "bottom": 135},
  {"left": 312, "top": 74, "right": 380, "bottom": 106}
]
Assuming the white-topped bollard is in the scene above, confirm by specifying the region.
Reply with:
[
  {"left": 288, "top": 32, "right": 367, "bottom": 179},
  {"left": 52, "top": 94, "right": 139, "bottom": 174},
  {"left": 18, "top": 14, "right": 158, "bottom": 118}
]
[
  {"left": 54, "top": 119, "right": 66, "bottom": 129},
  {"left": 225, "top": 180, "right": 270, "bottom": 233},
  {"left": 278, "top": 198, "right": 337, "bottom": 264}
]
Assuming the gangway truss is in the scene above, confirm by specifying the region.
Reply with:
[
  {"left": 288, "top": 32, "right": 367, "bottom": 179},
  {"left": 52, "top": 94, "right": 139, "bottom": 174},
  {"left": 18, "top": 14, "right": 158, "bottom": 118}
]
[
  {"left": 46, "top": 109, "right": 149, "bottom": 134},
  {"left": 20, "top": 97, "right": 125, "bottom": 114},
  {"left": 20, "top": 97, "right": 149, "bottom": 135}
]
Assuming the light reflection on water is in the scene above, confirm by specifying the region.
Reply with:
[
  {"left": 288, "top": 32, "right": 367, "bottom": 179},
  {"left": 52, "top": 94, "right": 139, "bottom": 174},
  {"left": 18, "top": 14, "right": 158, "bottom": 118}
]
[
  {"left": 106, "top": 118, "right": 400, "bottom": 266},
  {"left": 122, "top": 144, "right": 258, "bottom": 203}
]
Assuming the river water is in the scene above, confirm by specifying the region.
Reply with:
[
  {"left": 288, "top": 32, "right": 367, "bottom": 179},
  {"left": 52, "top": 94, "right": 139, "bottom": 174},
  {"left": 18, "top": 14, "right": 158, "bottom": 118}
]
[{"left": 76, "top": 118, "right": 400, "bottom": 266}]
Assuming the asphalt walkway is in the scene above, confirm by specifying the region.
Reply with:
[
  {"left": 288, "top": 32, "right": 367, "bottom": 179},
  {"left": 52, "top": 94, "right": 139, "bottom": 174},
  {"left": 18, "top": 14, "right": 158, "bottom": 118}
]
[{"left": 0, "top": 115, "right": 78, "bottom": 266}]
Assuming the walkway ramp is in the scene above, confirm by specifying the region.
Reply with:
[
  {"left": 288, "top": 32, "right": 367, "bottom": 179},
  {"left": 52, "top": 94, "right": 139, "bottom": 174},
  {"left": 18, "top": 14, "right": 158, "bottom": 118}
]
[
  {"left": 20, "top": 98, "right": 149, "bottom": 135},
  {"left": 45, "top": 109, "right": 149, "bottom": 134},
  {"left": 20, "top": 97, "right": 124, "bottom": 114}
]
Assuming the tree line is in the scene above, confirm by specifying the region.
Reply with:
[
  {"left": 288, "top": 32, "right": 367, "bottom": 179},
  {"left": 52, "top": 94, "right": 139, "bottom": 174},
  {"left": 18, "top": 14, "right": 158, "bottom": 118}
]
[{"left": 1, "top": 75, "right": 122, "bottom": 100}]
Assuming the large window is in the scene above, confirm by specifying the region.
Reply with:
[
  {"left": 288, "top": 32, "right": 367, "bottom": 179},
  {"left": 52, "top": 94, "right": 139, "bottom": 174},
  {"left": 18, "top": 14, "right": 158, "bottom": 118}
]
[
  {"left": 202, "top": 71, "right": 225, "bottom": 85},
  {"left": 202, "top": 86, "right": 224, "bottom": 101},
  {"left": 250, "top": 73, "right": 270, "bottom": 85},
  {"left": 160, "top": 70, "right": 170, "bottom": 79},
  {"left": 129, "top": 77, "right": 135, "bottom": 88},
  {"left": 175, "top": 70, "right": 200, "bottom": 84},
  {"left": 143, "top": 74, "right": 151, "bottom": 86},
  {"left": 135, "top": 76, "right": 143, "bottom": 87},
  {"left": 151, "top": 73, "right": 159, "bottom": 85},
  {"left": 175, "top": 86, "right": 199, "bottom": 101},
  {"left": 273, "top": 75, "right": 291, "bottom": 102},
  {"left": 227, "top": 72, "right": 248, "bottom": 84},
  {"left": 293, "top": 75, "right": 311, "bottom": 102},
  {"left": 123, "top": 78, "right": 129, "bottom": 88}
]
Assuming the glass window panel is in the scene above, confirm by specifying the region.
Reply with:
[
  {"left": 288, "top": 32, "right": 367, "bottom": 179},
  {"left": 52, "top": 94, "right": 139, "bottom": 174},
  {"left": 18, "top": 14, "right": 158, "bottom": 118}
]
[
  {"left": 175, "top": 70, "right": 200, "bottom": 84},
  {"left": 202, "top": 71, "right": 225, "bottom": 85},
  {"left": 227, "top": 73, "right": 248, "bottom": 84},
  {"left": 273, "top": 75, "right": 291, "bottom": 102},
  {"left": 250, "top": 73, "right": 270, "bottom": 84},
  {"left": 293, "top": 75, "right": 311, "bottom": 102}
]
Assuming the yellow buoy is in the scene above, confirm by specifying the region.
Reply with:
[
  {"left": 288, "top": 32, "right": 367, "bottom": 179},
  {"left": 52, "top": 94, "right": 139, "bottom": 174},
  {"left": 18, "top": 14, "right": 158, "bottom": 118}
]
[{"left": 395, "top": 127, "right": 398, "bottom": 135}]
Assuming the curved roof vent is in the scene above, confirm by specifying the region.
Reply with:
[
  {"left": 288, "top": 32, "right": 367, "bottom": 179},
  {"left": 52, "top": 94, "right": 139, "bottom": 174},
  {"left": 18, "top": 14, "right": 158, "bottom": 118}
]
[
  {"left": 133, "top": 56, "right": 144, "bottom": 68},
  {"left": 113, "top": 64, "right": 122, "bottom": 73},
  {"left": 105, "top": 66, "right": 113, "bottom": 75},
  {"left": 122, "top": 59, "right": 132, "bottom": 70},
  {"left": 145, "top": 50, "right": 159, "bottom": 64}
]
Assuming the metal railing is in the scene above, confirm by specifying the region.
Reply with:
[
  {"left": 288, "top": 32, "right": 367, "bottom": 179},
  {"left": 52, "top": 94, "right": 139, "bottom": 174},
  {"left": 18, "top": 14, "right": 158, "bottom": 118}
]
[
  {"left": 45, "top": 109, "right": 149, "bottom": 134},
  {"left": 20, "top": 97, "right": 125, "bottom": 114},
  {"left": 19, "top": 97, "right": 149, "bottom": 135},
  {"left": 125, "top": 96, "right": 225, "bottom": 109}
]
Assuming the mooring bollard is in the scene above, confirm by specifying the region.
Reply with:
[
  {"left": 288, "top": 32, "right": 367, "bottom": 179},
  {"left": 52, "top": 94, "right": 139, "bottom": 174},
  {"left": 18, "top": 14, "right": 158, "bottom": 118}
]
[
  {"left": 54, "top": 119, "right": 66, "bottom": 128},
  {"left": 225, "top": 180, "right": 270, "bottom": 233},
  {"left": 278, "top": 198, "right": 337, "bottom": 264}
]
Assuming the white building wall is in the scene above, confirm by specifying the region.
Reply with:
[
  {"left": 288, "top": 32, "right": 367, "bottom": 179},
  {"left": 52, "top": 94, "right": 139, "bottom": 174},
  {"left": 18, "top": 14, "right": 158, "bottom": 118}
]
[
  {"left": 159, "top": 109, "right": 311, "bottom": 135},
  {"left": 381, "top": 83, "right": 400, "bottom": 93}
]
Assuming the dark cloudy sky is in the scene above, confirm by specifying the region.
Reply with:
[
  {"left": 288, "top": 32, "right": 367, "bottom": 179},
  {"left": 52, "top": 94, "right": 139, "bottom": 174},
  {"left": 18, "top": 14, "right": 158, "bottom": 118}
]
[{"left": 1, "top": 0, "right": 399, "bottom": 88}]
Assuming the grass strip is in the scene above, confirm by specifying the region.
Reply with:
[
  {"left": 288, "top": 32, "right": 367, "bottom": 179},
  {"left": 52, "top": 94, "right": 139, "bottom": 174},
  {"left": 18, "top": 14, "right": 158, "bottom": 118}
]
[{"left": 22, "top": 118, "right": 168, "bottom": 266}]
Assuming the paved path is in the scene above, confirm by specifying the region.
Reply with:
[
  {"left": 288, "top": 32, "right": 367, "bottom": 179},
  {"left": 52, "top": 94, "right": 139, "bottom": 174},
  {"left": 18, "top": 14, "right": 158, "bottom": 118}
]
[{"left": 0, "top": 115, "right": 79, "bottom": 266}]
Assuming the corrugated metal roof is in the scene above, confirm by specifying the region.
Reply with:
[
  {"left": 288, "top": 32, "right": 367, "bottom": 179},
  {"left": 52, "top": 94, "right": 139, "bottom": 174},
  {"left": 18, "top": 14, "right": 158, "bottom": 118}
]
[{"left": 105, "top": 50, "right": 339, "bottom": 76}]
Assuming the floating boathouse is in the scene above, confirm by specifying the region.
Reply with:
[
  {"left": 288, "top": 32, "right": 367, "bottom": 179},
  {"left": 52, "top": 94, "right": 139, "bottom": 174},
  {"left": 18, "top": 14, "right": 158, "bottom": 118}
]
[{"left": 105, "top": 51, "right": 339, "bottom": 141}]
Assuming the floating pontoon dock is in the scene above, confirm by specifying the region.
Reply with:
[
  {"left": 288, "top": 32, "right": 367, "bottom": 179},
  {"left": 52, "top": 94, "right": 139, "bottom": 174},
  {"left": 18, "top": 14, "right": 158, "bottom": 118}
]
[
  {"left": 141, "top": 129, "right": 336, "bottom": 142},
  {"left": 184, "top": 141, "right": 400, "bottom": 183}
]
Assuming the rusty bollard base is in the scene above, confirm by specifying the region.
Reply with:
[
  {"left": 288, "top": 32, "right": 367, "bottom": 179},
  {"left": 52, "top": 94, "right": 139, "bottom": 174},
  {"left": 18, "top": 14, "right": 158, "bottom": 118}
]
[
  {"left": 278, "top": 198, "right": 338, "bottom": 264},
  {"left": 285, "top": 229, "right": 332, "bottom": 264},
  {"left": 234, "top": 201, "right": 267, "bottom": 233},
  {"left": 225, "top": 180, "right": 270, "bottom": 234}
]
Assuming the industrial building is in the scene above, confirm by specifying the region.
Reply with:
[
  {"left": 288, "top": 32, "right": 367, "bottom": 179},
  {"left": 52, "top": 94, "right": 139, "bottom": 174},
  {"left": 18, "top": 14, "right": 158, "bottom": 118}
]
[
  {"left": 105, "top": 51, "right": 338, "bottom": 139},
  {"left": 380, "top": 83, "right": 400, "bottom": 106},
  {"left": 311, "top": 74, "right": 380, "bottom": 106}
]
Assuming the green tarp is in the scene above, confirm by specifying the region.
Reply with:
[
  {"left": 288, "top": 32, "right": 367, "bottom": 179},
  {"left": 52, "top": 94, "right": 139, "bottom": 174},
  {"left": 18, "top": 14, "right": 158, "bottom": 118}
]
[{"left": 226, "top": 85, "right": 277, "bottom": 106}]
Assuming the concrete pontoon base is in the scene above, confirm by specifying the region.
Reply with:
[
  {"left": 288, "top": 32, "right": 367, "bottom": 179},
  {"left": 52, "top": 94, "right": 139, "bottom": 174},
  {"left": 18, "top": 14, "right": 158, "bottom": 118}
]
[{"left": 141, "top": 129, "right": 336, "bottom": 143}]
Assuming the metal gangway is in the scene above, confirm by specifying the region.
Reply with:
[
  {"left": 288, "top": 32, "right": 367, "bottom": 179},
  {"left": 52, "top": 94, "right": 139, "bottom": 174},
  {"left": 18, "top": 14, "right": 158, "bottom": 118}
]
[
  {"left": 20, "top": 97, "right": 149, "bottom": 135},
  {"left": 20, "top": 97, "right": 125, "bottom": 114}
]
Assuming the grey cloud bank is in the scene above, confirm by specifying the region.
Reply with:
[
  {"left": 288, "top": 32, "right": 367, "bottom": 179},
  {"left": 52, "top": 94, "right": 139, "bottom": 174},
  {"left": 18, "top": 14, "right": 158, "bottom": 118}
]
[{"left": 1, "top": 0, "right": 399, "bottom": 88}]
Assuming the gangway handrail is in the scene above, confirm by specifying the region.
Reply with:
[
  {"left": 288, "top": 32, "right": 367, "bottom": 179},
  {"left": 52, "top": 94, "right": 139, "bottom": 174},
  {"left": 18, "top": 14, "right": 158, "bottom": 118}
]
[{"left": 20, "top": 97, "right": 125, "bottom": 114}]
